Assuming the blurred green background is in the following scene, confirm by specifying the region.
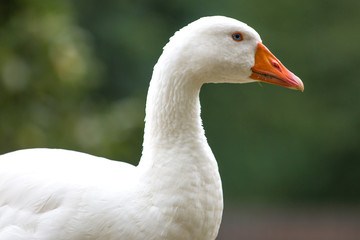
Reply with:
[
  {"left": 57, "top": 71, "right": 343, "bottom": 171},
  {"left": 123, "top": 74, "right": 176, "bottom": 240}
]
[{"left": 1, "top": 0, "right": 359, "bottom": 209}]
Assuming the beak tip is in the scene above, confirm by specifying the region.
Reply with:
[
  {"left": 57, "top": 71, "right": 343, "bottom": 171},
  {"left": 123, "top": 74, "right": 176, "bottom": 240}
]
[
  {"left": 294, "top": 76, "right": 304, "bottom": 92},
  {"left": 299, "top": 85, "right": 304, "bottom": 92}
]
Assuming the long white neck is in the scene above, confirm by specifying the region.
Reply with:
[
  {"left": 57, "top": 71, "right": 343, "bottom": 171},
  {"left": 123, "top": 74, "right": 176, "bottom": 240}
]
[
  {"left": 136, "top": 53, "right": 223, "bottom": 239},
  {"left": 138, "top": 55, "right": 208, "bottom": 169}
]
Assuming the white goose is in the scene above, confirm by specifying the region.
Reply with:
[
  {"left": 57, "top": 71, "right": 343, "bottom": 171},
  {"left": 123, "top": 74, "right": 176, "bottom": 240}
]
[{"left": 0, "top": 16, "right": 303, "bottom": 240}]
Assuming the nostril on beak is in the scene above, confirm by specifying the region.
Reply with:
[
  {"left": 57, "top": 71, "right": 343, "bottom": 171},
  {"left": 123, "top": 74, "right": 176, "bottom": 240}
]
[{"left": 271, "top": 61, "right": 282, "bottom": 72}]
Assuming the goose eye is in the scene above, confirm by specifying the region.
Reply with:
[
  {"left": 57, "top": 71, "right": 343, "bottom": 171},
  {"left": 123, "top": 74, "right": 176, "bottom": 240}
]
[{"left": 232, "top": 32, "right": 243, "bottom": 42}]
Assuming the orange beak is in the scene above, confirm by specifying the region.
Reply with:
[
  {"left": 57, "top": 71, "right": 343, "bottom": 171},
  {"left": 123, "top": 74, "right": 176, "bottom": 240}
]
[{"left": 250, "top": 42, "right": 304, "bottom": 91}]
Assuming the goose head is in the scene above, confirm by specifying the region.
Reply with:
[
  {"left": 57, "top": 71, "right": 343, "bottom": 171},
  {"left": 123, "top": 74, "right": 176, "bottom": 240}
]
[{"left": 160, "top": 16, "right": 304, "bottom": 91}]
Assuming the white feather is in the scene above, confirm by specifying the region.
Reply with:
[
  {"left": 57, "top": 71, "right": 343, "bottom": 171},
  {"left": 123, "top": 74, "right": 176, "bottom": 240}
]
[{"left": 0, "top": 16, "right": 263, "bottom": 239}]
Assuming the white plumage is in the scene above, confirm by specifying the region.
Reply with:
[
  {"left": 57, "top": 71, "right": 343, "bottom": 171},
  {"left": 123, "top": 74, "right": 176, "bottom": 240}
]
[{"left": 0, "top": 16, "right": 303, "bottom": 240}]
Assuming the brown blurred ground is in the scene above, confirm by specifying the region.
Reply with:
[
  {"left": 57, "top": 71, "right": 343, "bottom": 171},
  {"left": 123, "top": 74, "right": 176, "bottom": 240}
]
[{"left": 217, "top": 206, "right": 360, "bottom": 240}]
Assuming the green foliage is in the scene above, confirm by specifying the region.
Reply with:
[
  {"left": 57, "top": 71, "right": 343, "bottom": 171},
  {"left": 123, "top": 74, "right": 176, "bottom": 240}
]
[
  {"left": 0, "top": 0, "right": 144, "bottom": 163},
  {"left": 1, "top": 0, "right": 359, "bottom": 205}
]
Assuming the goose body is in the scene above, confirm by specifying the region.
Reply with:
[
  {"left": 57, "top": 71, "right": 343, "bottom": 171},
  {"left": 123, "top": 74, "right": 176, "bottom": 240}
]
[{"left": 0, "top": 16, "right": 303, "bottom": 240}]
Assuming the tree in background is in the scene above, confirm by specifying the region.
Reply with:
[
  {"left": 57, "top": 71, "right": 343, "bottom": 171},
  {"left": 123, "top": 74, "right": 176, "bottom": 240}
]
[{"left": 0, "top": 0, "right": 144, "bottom": 164}]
